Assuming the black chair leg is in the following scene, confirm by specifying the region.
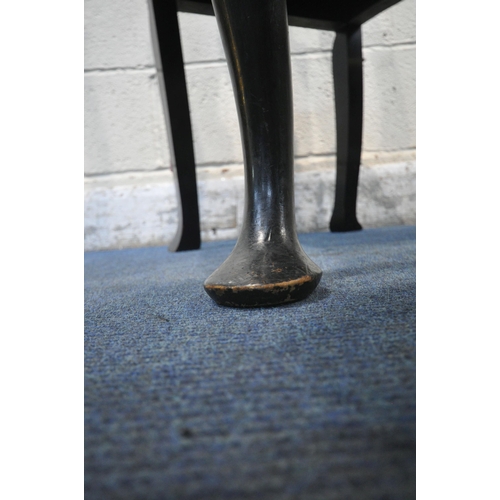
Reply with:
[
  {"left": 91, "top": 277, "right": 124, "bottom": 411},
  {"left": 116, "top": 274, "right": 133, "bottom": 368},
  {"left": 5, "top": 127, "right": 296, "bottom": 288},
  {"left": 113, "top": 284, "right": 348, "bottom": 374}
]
[
  {"left": 203, "top": 0, "right": 322, "bottom": 307},
  {"left": 148, "top": 0, "right": 201, "bottom": 251},
  {"left": 330, "top": 26, "right": 363, "bottom": 232}
]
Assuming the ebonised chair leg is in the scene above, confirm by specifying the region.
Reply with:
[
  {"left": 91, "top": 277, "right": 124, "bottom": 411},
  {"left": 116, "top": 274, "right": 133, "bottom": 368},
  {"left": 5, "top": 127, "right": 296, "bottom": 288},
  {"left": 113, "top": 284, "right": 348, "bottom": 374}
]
[
  {"left": 148, "top": 0, "right": 201, "bottom": 251},
  {"left": 330, "top": 26, "right": 363, "bottom": 232},
  {"left": 204, "top": 0, "right": 322, "bottom": 307}
]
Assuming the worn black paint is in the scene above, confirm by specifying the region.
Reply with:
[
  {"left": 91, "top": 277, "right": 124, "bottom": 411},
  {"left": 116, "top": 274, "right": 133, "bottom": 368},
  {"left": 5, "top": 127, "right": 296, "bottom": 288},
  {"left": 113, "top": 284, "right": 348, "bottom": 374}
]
[{"left": 203, "top": 0, "right": 322, "bottom": 307}]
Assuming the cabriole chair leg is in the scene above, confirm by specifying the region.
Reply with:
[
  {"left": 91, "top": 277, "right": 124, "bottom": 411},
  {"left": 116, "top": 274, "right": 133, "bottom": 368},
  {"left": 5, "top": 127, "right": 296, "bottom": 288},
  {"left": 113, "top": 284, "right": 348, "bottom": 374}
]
[
  {"left": 148, "top": 0, "right": 201, "bottom": 251},
  {"left": 330, "top": 26, "right": 363, "bottom": 232},
  {"left": 204, "top": 0, "right": 322, "bottom": 307}
]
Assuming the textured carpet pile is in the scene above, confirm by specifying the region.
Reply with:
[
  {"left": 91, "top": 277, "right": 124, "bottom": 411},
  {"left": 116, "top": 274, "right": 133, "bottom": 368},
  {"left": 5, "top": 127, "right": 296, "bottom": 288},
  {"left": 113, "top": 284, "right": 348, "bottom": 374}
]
[{"left": 85, "top": 225, "right": 416, "bottom": 499}]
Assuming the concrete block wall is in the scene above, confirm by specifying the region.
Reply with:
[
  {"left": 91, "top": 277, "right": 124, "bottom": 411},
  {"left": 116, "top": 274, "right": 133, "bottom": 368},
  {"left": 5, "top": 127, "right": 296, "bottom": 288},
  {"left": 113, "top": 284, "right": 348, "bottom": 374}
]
[{"left": 84, "top": 0, "right": 416, "bottom": 251}]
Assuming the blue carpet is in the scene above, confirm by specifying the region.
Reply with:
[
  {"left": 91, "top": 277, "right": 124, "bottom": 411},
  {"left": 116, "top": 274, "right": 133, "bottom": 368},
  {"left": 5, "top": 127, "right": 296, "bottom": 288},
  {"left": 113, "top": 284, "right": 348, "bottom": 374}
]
[{"left": 85, "top": 225, "right": 416, "bottom": 499}]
